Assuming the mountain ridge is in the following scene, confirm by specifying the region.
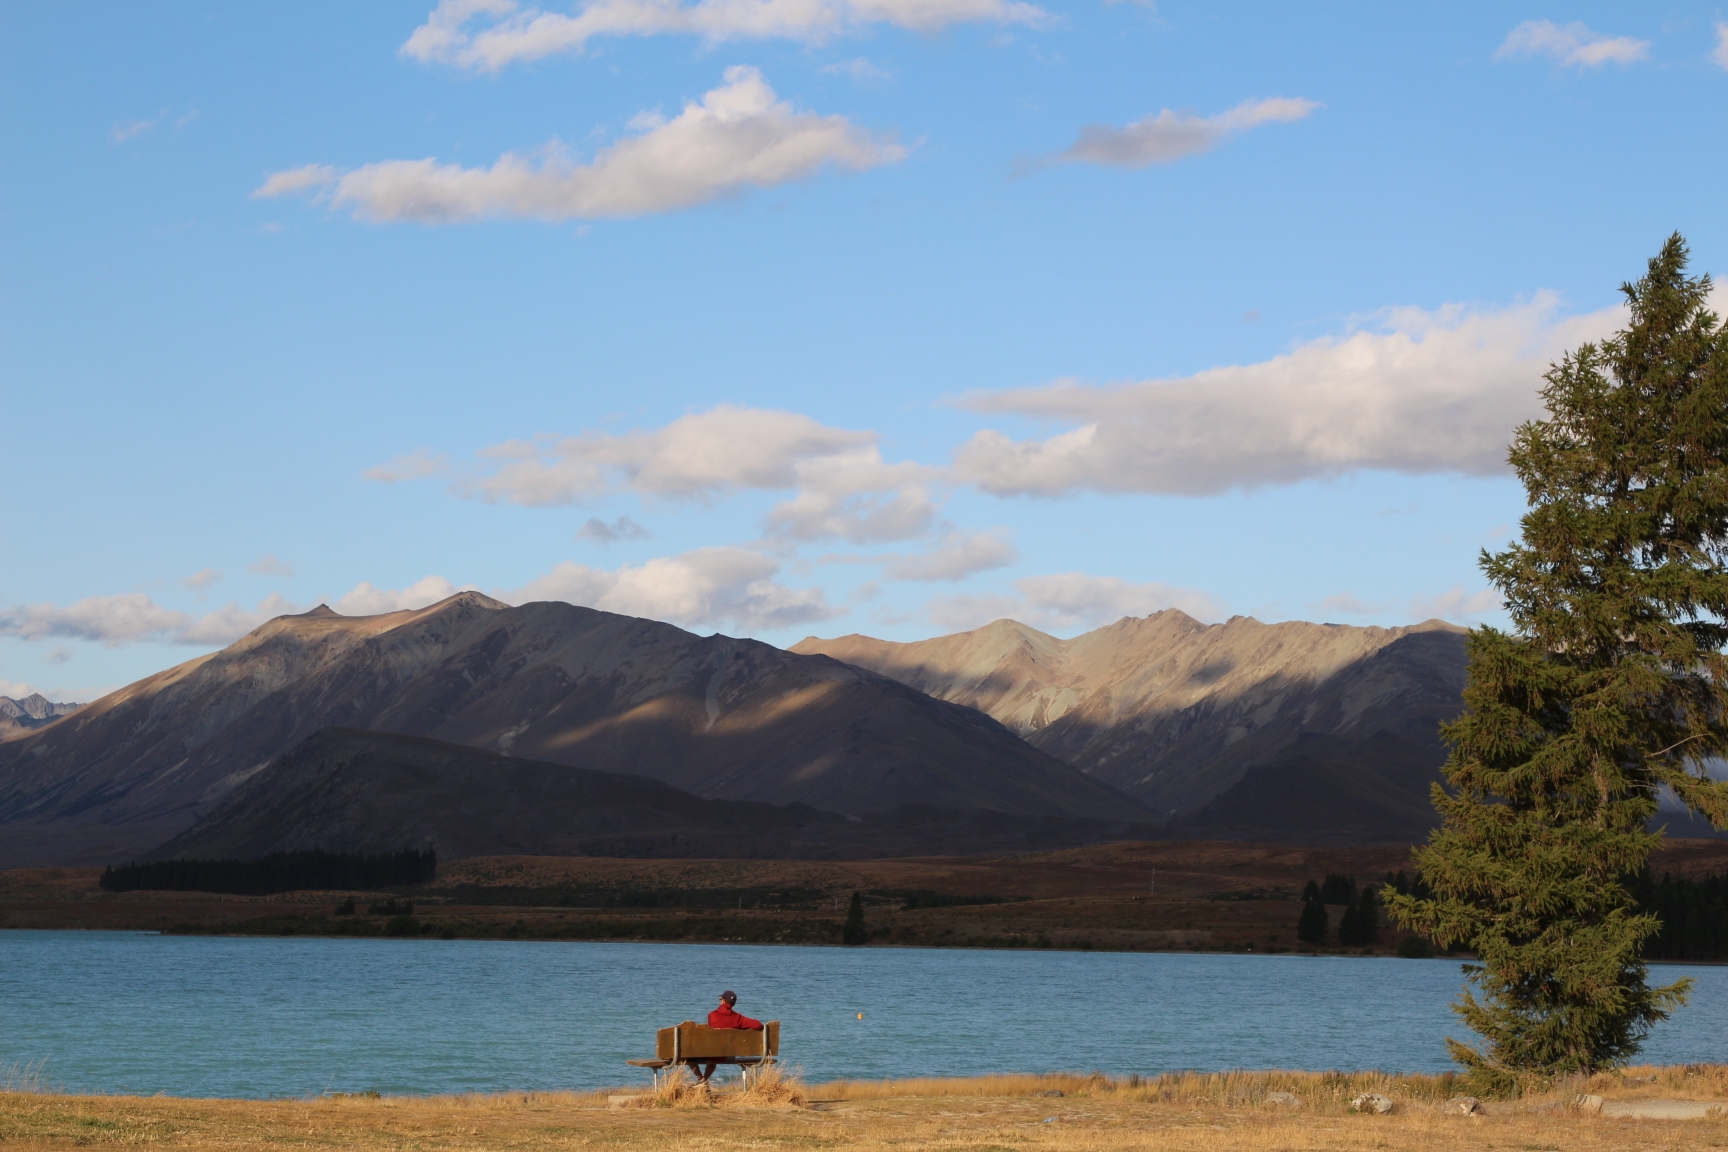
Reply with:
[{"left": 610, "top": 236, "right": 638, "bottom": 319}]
[
  {"left": 793, "top": 611, "right": 1469, "bottom": 832},
  {"left": 0, "top": 593, "right": 1142, "bottom": 867}
]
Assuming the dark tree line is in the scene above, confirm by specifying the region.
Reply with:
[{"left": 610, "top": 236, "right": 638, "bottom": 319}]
[
  {"left": 1296, "top": 874, "right": 1379, "bottom": 946},
  {"left": 99, "top": 848, "right": 436, "bottom": 895},
  {"left": 1630, "top": 872, "right": 1728, "bottom": 962}
]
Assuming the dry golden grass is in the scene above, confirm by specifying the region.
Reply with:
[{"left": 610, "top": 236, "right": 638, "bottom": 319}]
[{"left": 4, "top": 1067, "right": 1728, "bottom": 1152}]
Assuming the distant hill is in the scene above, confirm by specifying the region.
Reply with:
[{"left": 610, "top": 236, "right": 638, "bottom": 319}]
[
  {"left": 152, "top": 727, "right": 1168, "bottom": 861},
  {"left": 0, "top": 693, "right": 81, "bottom": 734},
  {"left": 0, "top": 593, "right": 1143, "bottom": 867},
  {"left": 794, "top": 612, "right": 1469, "bottom": 840}
]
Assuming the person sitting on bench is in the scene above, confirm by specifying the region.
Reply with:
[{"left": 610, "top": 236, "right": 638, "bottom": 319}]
[{"left": 694, "top": 990, "right": 762, "bottom": 1083}]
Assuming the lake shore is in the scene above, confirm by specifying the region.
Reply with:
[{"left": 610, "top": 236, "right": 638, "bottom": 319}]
[
  {"left": 4, "top": 1068, "right": 1726, "bottom": 1152},
  {"left": 9, "top": 839, "right": 1728, "bottom": 956}
]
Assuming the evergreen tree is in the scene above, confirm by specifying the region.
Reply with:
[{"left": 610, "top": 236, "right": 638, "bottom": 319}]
[
  {"left": 1319, "top": 873, "right": 1357, "bottom": 905},
  {"left": 1357, "top": 888, "right": 1380, "bottom": 946},
  {"left": 1337, "top": 900, "right": 1363, "bottom": 946},
  {"left": 1301, "top": 879, "right": 1321, "bottom": 903},
  {"left": 1388, "top": 236, "right": 1728, "bottom": 1081},
  {"left": 1297, "top": 898, "right": 1329, "bottom": 945},
  {"left": 842, "top": 891, "right": 868, "bottom": 946}
]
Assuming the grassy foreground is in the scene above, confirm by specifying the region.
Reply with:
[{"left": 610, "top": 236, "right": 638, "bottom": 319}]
[{"left": 5, "top": 1067, "right": 1727, "bottom": 1152}]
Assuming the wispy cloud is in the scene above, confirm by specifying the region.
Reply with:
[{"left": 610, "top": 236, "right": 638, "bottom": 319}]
[
  {"left": 1713, "top": 23, "right": 1728, "bottom": 70},
  {"left": 248, "top": 554, "right": 296, "bottom": 578},
  {"left": 1495, "top": 20, "right": 1649, "bottom": 67},
  {"left": 576, "top": 515, "right": 653, "bottom": 543},
  {"left": 1046, "top": 96, "right": 1318, "bottom": 169},
  {"left": 456, "top": 404, "right": 938, "bottom": 544},
  {"left": 111, "top": 113, "right": 165, "bottom": 143},
  {"left": 508, "top": 547, "right": 837, "bottom": 631},
  {"left": 179, "top": 568, "right": 223, "bottom": 596},
  {"left": 333, "top": 576, "right": 476, "bottom": 616},
  {"left": 878, "top": 531, "right": 1016, "bottom": 581},
  {"left": 254, "top": 69, "right": 902, "bottom": 223},
  {"left": 819, "top": 57, "right": 891, "bottom": 82},
  {"left": 0, "top": 593, "right": 300, "bottom": 648},
  {"left": 928, "top": 572, "right": 1221, "bottom": 634},
  {"left": 403, "top": 0, "right": 1044, "bottom": 71},
  {"left": 364, "top": 449, "right": 450, "bottom": 482},
  {"left": 951, "top": 293, "right": 1625, "bottom": 497}
]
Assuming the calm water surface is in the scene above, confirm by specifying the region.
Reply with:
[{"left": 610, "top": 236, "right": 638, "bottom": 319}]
[{"left": 3, "top": 930, "right": 1724, "bottom": 1097}]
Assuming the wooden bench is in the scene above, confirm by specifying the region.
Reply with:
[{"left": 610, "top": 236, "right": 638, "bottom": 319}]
[{"left": 626, "top": 1020, "right": 780, "bottom": 1087}]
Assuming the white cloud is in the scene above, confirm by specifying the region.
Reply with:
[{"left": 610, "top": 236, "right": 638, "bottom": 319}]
[
  {"left": 471, "top": 405, "right": 937, "bottom": 544},
  {"left": 0, "top": 679, "right": 40, "bottom": 699},
  {"left": 44, "top": 646, "right": 73, "bottom": 665},
  {"left": 179, "top": 568, "right": 223, "bottom": 595},
  {"left": 252, "top": 164, "right": 338, "bottom": 199},
  {"left": 576, "top": 514, "right": 653, "bottom": 543},
  {"left": 880, "top": 531, "right": 1017, "bottom": 581},
  {"left": 508, "top": 547, "right": 836, "bottom": 632},
  {"left": 333, "top": 576, "right": 477, "bottom": 616},
  {"left": 952, "top": 293, "right": 1624, "bottom": 497},
  {"left": 1713, "top": 23, "right": 1728, "bottom": 70},
  {"left": 1049, "top": 96, "right": 1318, "bottom": 168},
  {"left": 819, "top": 57, "right": 891, "bottom": 82},
  {"left": 0, "top": 593, "right": 300, "bottom": 648},
  {"left": 248, "top": 554, "right": 296, "bottom": 578},
  {"left": 255, "top": 68, "right": 904, "bottom": 224},
  {"left": 176, "top": 594, "right": 303, "bottom": 646},
  {"left": 1409, "top": 585, "right": 1503, "bottom": 624},
  {"left": 112, "top": 114, "right": 164, "bottom": 143},
  {"left": 928, "top": 571, "right": 1221, "bottom": 634},
  {"left": 1309, "top": 592, "right": 1392, "bottom": 619},
  {"left": 403, "top": 0, "right": 1044, "bottom": 70},
  {"left": 1495, "top": 20, "right": 1649, "bottom": 67},
  {"left": 364, "top": 449, "right": 450, "bottom": 482}
]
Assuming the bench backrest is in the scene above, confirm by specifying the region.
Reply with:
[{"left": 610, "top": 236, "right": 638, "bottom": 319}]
[{"left": 656, "top": 1020, "right": 779, "bottom": 1060}]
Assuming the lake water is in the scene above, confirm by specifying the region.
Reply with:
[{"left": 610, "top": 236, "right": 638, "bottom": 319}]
[{"left": 3, "top": 930, "right": 1724, "bottom": 1098}]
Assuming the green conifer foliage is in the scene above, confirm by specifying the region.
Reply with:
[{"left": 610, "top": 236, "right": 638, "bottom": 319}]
[
  {"left": 1388, "top": 235, "right": 1728, "bottom": 1081},
  {"left": 1337, "top": 900, "right": 1364, "bottom": 946},
  {"left": 1296, "top": 898, "right": 1328, "bottom": 945},
  {"left": 1357, "top": 888, "right": 1380, "bottom": 946},
  {"left": 842, "top": 891, "right": 868, "bottom": 945}
]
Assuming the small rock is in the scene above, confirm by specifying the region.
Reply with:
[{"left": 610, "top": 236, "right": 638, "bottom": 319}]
[
  {"left": 1263, "top": 1091, "right": 1302, "bottom": 1108},
  {"left": 1575, "top": 1094, "right": 1604, "bottom": 1114},
  {"left": 1034, "top": 1090, "right": 1064, "bottom": 1098},
  {"left": 1440, "top": 1096, "right": 1481, "bottom": 1116},
  {"left": 1351, "top": 1093, "right": 1395, "bottom": 1114}
]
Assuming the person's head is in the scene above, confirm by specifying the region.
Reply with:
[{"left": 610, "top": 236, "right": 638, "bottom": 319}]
[{"left": 720, "top": 990, "right": 737, "bottom": 1007}]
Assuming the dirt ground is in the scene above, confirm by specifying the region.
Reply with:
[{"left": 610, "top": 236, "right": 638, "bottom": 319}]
[
  {"left": 4, "top": 1067, "right": 1728, "bottom": 1152},
  {"left": 5, "top": 839, "right": 1727, "bottom": 956}
]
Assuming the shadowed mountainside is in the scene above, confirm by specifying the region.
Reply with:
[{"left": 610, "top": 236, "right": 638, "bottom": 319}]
[
  {"left": 0, "top": 593, "right": 1142, "bottom": 867},
  {"left": 151, "top": 727, "right": 1169, "bottom": 861},
  {"left": 794, "top": 612, "right": 1468, "bottom": 834}
]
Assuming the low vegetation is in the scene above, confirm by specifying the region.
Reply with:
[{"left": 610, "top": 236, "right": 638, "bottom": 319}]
[{"left": 3, "top": 1067, "right": 1725, "bottom": 1152}]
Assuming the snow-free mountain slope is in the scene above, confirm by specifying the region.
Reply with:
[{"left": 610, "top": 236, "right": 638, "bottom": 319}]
[
  {"left": 154, "top": 727, "right": 1166, "bottom": 862},
  {"left": 0, "top": 593, "right": 1140, "bottom": 867},
  {"left": 794, "top": 611, "right": 1468, "bottom": 829}
]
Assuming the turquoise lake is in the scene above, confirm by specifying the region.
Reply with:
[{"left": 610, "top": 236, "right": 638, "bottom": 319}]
[{"left": 3, "top": 930, "right": 1724, "bottom": 1098}]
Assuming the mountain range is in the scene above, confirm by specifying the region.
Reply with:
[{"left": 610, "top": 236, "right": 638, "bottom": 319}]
[
  {"left": 0, "top": 595, "right": 1490, "bottom": 867},
  {"left": 0, "top": 694, "right": 82, "bottom": 734},
  {"left": 792, "top": 612, "right": 1467, "bottom": 842},
  {"left": 0, "top": 593, "right": 1136, "bottom": 867}
]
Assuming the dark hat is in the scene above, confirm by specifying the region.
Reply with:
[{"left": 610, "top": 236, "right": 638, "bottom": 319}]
[{"left": 721, "top": 990, "right": 737, "bottom": 1004}]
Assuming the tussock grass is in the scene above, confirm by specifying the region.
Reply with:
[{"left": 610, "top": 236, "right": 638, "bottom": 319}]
[
  {"left": 627, "top": 1063, "right": 808, "bottom": 1108},
  {"left": 4, "top": 1067, "right": 1727, "bottom": 1152},
  {"left": 0, "top": 1060, "right": 52, "bottom": 1094}
]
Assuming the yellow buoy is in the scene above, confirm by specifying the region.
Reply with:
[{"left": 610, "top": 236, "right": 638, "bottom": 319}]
[{"left": 857, "top": 1012, "right": 864, "bottom": 1020}]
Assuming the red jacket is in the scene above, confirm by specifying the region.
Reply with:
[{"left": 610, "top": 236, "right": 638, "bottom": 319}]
[{"left": 708, "top": 1004, "right": 763, "bottom": 1030}]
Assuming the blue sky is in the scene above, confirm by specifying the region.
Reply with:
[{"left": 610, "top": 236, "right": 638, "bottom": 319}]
[{"left": 4, "top": 1, "right": 1728, "bottom": 702}]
